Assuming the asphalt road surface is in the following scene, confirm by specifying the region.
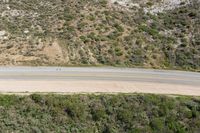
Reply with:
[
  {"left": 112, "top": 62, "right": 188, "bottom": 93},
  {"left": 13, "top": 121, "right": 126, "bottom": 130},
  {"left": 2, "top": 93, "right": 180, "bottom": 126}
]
[{"left": 0, "top": 67, "right": 199, "bottom": 95}]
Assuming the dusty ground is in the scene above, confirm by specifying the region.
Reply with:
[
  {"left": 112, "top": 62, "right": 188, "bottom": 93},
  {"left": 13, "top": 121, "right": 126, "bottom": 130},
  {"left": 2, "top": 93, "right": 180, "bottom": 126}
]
[{"left": 0, "top": 80, "right": 199, "bottom": 95}]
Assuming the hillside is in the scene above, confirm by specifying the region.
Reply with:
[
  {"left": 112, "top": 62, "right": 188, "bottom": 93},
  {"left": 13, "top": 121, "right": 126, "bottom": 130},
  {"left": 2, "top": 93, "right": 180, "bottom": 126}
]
[
  {"left": 0, "top": 94, "right": 200, "bottom": 132},
  {"left": 0, "top": 0, "right": 199, "bottom": 70}
]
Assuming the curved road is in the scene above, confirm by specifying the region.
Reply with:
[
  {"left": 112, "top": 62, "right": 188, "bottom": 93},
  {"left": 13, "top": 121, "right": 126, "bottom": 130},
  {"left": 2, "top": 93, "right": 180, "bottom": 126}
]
[{"left": 0, "top": 67, "right": 200, "bottom": 95}]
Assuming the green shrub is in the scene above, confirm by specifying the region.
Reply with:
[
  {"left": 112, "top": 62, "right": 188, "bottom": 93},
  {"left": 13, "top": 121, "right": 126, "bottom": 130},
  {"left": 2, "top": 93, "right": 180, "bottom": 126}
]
[
  {"left": 114, "top": 23, "right": 124, "bottom": 32},
  {"left": 150, "top": 118, "right": 165, "bottom": 131},
  {"left": 0, "top": 94, "right": 199, "bottom": 132},
  {"left": 91, "top": 108, "right": 106, "bottom": 121},
  {"left": 115, "top": 47, "right": 123, "bottom": 56}
]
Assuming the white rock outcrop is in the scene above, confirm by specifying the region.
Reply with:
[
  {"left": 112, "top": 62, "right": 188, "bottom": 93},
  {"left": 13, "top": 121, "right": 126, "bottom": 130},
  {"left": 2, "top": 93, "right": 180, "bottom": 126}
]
[
  {"left": 109, "top": 0, "right": 192, "bottom": 14},
  {"left": 145, "top": 0, "right": 191, "bottom": 14}
]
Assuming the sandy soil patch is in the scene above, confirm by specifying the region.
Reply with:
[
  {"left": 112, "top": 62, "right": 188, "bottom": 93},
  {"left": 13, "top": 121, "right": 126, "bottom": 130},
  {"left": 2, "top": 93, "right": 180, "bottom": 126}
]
[{"left": 0, "top": 80, "right": 199, "bottom": 96}]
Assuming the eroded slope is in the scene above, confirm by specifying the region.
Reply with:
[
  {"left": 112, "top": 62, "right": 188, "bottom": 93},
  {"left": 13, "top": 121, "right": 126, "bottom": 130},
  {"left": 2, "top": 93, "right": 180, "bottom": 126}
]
[{"left": 0, "top": 0, "right": 199, "bottom": 70}]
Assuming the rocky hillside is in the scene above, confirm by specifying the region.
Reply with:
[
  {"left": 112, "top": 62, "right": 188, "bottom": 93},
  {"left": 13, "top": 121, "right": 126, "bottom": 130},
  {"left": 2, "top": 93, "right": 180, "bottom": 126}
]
[{"left": 0, "top": 0, "right": 199, "bottom": 70}]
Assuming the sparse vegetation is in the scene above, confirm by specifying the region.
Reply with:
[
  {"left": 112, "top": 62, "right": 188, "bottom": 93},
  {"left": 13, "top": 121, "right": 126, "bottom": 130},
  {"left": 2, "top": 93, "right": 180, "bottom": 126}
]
[{"left": 0, "top": 0, "right": 199, "bottom": 71}]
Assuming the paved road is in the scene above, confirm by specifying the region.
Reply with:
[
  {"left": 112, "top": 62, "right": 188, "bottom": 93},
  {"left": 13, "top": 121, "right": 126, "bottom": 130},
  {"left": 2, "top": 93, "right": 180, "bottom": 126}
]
[{"left": 0, "top": 67, "right": 199, "bottom": 95}]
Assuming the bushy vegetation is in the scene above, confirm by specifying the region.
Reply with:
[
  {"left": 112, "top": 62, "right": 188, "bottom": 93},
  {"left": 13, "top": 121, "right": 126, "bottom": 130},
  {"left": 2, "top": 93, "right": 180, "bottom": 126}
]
[
  {"left": 0, "top": 94, "right": 200, "bottom": 132},
  {"left": 0, "top": 0, "right": 199, "bottom": 71}
]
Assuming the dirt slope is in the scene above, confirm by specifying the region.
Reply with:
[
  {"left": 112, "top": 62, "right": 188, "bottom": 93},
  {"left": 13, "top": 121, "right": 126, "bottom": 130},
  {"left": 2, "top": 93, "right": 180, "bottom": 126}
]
[{"left": 0, "top": 0, "right": 199, "bottom": 71}]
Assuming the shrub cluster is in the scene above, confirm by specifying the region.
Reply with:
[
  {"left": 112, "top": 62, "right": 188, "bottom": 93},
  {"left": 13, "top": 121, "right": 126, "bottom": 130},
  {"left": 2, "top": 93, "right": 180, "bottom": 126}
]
[{"left": 0, "top": 94, "right": 200, "bottom": 132}]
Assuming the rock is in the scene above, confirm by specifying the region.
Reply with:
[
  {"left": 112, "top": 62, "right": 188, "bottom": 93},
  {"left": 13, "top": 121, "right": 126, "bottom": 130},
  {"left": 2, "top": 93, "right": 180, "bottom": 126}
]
[
  {"left": 24, "top": 29, "right": 29, "bottom": 34},
  {"left": 0, "top": 31, "right": 6, "bottom": 36}
]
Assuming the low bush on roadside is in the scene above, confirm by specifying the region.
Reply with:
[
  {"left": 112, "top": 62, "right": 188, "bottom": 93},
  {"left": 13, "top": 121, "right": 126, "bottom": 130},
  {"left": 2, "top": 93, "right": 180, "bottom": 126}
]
[{"left": 0, "top": 94, "right": 200, "bottom": 132}]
